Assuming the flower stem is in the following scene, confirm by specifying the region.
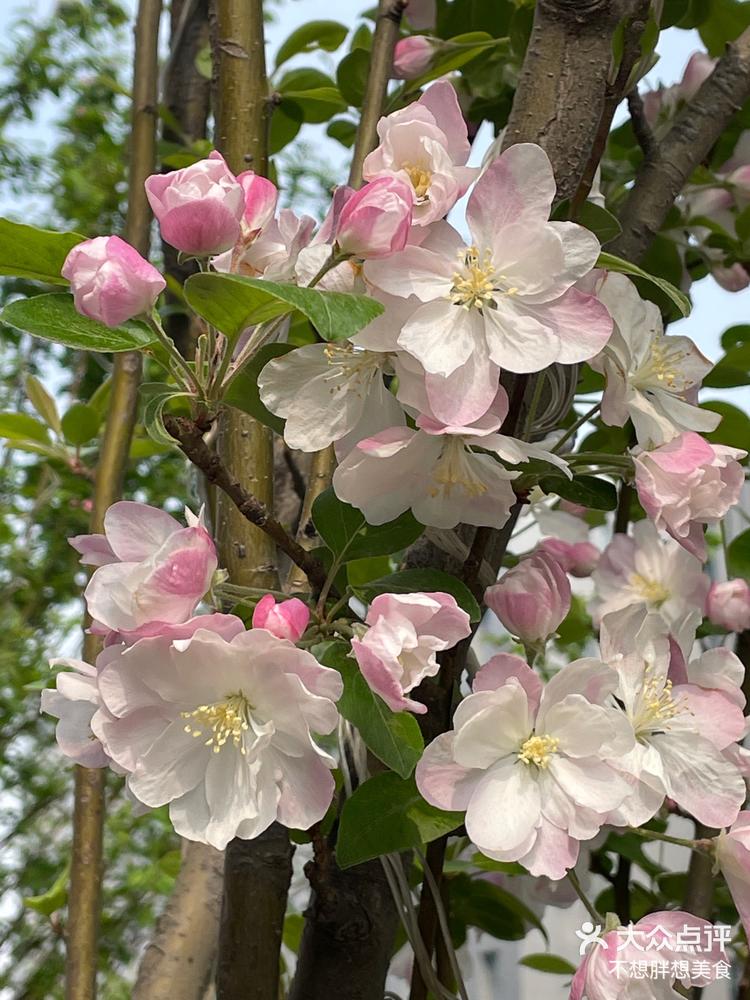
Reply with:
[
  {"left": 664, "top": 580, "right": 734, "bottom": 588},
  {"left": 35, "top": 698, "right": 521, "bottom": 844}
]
[
  {"left": 628, "top": 827, "right": 713, "bottom": 855},
  {"left": 552, "top": 401, "right": 602, "bottom": 454},
  {"left": 146, "top": 311, "right": 201, "bottom": 393},
  {"left": 567, "top": 869, "right": 602, "bottom": 924}
]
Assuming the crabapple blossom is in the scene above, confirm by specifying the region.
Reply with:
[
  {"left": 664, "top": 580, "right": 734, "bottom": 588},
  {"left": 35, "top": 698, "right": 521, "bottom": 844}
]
[
  {"left": 91, "top": 627, "right": 343, "bottom": 849},
  {"left": 334, "top": 176, "right": 413, "bottom": 259},
  {"left": 716, "top": 811, "right": 750, "bottom": 936},
  {"left": 62, "top": 236, "right": 165, "bottom": 327},
  {"left": 643, "top": 51, "right": 715, "bottom": 130},
  {"left": 706, "top": 579, "right": 750, "bottom": 632},
  {"left": 71, "top": 501, "right": 217, "bottom": 640},
  {"left": 591, "top": 520, "right": 709, "bottom": 628},
  {"left": 570, "top": 910, "right": 723, "bottom": 1000},
  {"left": 257, "top": 342, "right": 403, "bottom": 452},
  {"left": 365, "top": 143, "right": 612, "bottom": 379},
  {"left": 41, "top": 658, "right": 109, "bottom": 768},
  {"left": 533, "top": 506, "right": 599, "bottom": 577},
  {"left": 416, "top": 654, "right": 634, "bottom": 878},
  {"left": 252, "top": 594, "right": 310, "bottom": 642},
  {"left": 145, "top": 152, "right": 245, "bottom": 256},
  {"left": 237, "top": 171, "right": 277, "bottom": 235},
  {"left": 599, "top": 605, "right": 745, "bottom": 828},
  {"left": 392, "top": 36, "right": 436, "bottom": 78},
  {"left": 633, "top": 431, "right": 746, "bottom": 561},
  {"left": 590, "top": 273, "right": 719, "bottom": 447},
  {"left": 351, "top": 592, "right": 471, "bottom": 714},
  {"left": 362, "top": 80, "right": 476, "bottom": 225},
  {"left": 484, "top": 551, "right": 571, "bottom": 645},
  {"left": 216, "top": 207, "right": 316, "bottom": 281}
]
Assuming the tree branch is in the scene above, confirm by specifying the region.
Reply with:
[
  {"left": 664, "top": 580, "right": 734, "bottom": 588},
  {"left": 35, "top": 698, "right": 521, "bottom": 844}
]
[
  {"left": 627, "top": 87, "right": 656, "bottom": 161},
  {"left": 65, "top": 3, "right": 161, "bottom": 997},
  {"left": 611, "top": 26, "right": 750, "bottom": 263},
  {"left": 164, "top": 414, "right": 329, "bottom": 593}
]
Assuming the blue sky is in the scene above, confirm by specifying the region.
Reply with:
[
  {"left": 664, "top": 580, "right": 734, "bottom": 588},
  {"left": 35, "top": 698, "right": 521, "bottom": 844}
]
[{"left": 0, "top": 0, "right": 747, "bottom": 406}]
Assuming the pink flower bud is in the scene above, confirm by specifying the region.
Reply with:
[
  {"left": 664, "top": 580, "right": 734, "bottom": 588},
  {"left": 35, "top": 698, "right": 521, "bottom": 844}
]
[
  {"left": 252, "top": 594, "right": 310, "bottom": 642},
  {"left": 536, "top": 537, "right": 600, "bottom": 578},
  {"left": 145, "top": 151, "right": 245, "bottom": 256},
  {"left": 484, "top": 551, "right": 571, "bottom": 644},
  {"left": 335, "top": 177, "right": 413, "bottom": 259},
  {"left": 706, "top": 579, "right": 750, "bottom": 633},
  {"left": 634, "top": 432, "right": 746, "bottom": 562},
  {"left": 61, "top": 236, "right": 165, "bottom": 327},
  {"left": 393, "top": 36, "right": 436, "bottom": 79}
]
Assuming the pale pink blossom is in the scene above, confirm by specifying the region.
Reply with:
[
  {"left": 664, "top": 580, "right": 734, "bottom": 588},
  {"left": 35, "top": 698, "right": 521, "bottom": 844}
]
[
  {"left": 707, "top": 579, "right": 750, "bottom": 633},
  {"left": 71, "top": 501, "right": 218, "bottom": 639},
  {"left": 716, "top": 811, "right": 750, "bottom": 936},
  {"left": 534, "top": 507, "right": 599, "bottom": 577},
  {"left": 351, "top": 592, "right": 471, "bottom": 714},
  {"left": 218, "top": 207, "right": 316, "bottom": 281},
  {"left": 334, "top": 177, "right": 413, "bottom": 259},
  {"left": 363, "top": 81, "right": 475, "bottom": 226},
  {"left": 590, "top": 273, "right": 719, "bottom": 448},
  {"left": 91, "top": 627, "right": 343, "bottom": 849},
  {"left": 41, "top": 658, "right": 109, "bottom": 768},
  {"left": 643, "top": 51, "right": 715, "bottom": 129},
  {"left": 393, "top": 36, "right": 436, "bottom": 78},
  {"left": 145, "top": 152, "right": 245, "bottom": 256},
  {"left": 570, "top": 910, "right": 723, "bottom": 999},
  {"left": 252, "top": 594, "right": 310, "bottom": 642},
  {"left": 592, "top": 520, "right": 710, "bottom": 628},
  {"left": 416, "top": 655, "right": 634, "bottom": 879},
  {"left": 484, "top": 552, "right": 571, "bottom": 644},
  {"left": 62, "top": 236, "right": 165, "bottom": 327},
  {"left": 634, "top": 431, "right": 746, "bottom": 561},
  {"left": 236, "top": 171, "right": 277, "bottom": 235},
  {"left": 365, "top": 143, "right": 611, "bottom": 380},
  {"left": 599, "top": 605, "right": 745, "bottom": 828}
]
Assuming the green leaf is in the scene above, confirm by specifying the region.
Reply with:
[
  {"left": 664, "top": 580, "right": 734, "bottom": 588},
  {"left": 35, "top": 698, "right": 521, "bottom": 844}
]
[
  {"left": 25, "top": 374, "right": 62, "bottom": 435},
  {"left": 0, "top": 219, "right": 83, "bottom": 285},
  {"left": 519, "top": 954, "right": 576, "bottom": 975},
  {"left": 596, "top": 251, "right": 691, "bottom": 318},
  {"left": 140, "top": 383, "right": 191, "bottom": 447},
  {"left": 721, "top": 323, "right": 750, "bottom": 350},
  {"left": 2, "top": 294, "right": 157, "bottom": 353},
  {"left": 703, "top": 401, "right": 750, "bottom": 455},
  {"left": 354, "top": 569, "right": 481, "bottom": 622},
  {"left": 0, "top": 411, "right": 51, "bottom": 444},
  {"left": 575, "top": 201, "right": 622, "bottom": 245},
  {"left": 703, "top": 344, "right": 750, "bottom": 388},
  {"left": 183, "top": 272, "right": 384, "bottom": 344},
  {"left": 61, "top": 402, "right": 100, "bottom": 446},
  {"left": 336, "top": 48, "right": 371, "bottom": 107},
  {"left": 540, "top": 474, "right": 618, "bottom": 511},
  {"left": 24, "top": 862, "right": 69, "bottom": 916},
  {"left": 448, "top": 873, "right": 528, "bottom": 942},
  {"left": 312, "top": 488, "right": 423, "bottom": 562},
  {"left": 316, "top": 641, "right": 424, "bottom": 778},
  {"left": 224, "top": 343, "right": 294, "bottom": 434},
  {"left": 727, "top": 528, "right": 750, "bottom": 579},
  {"left": 335, "top": 771, "right": 462, "bottom": 868},
  {"left": 269, "top": 100, "right": 304, "bottom": 154},
  {"left": 699, "top": 0, "right": 750, "bottom": 55},
  {"left": 275, "top": 20, "right": 348, "bottom": 68},
  {"left": 408, "top": 32, "right": 502, "bottom": 90},
  {"left": 281, "top": 86, "right": 347, "bottom": 123},
  {"left": 327, "top": 118, "right": 357, "bottom": 148}
]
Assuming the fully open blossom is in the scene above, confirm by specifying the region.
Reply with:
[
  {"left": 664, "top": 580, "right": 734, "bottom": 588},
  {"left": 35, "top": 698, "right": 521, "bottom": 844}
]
[
  {"left": 363, "top": 80, "right": 475, "bottom": 225},
  {"left": 145, "top": 152, "right": 245, "bottom": 256},
  {"left": 365, "top": 143, "right": 611, "bottom": 380},
  {"left": 334, "top": 177, "right": 413, "bottom": 259},
  {"left": 218, "top": 207, "right": 316, "bottom": 281},
  {"left": 393, "top": 36, "right": 436, "bottom": 78},
  {"left": 599, "top": 606, "right": 745, "bottom": 827},
  {"left": 590, "top": 273, "right": 719, "bottom": 447},
  {"left": 484, "top": 552, "right": 571, "bottom": 645},
  {"left": 592, "top": 520, "right": 709, "bottom": 628},
  {"left": 707, "top": 578, "right": 750, "bottom": 632},
  {"left": 634, "top": 431, "right": 746, "bottom": 561},
  {"left": 716, "top": 811, "right": 750, "bottom": 936},
  {"left": 257, "top": 342, "right": 404, "bottom": 452},
  {"left": 351, "top": 592, "right": 471, "bottom": 713},
  {"left": 71, "top": 501, "right": 217, "bottom": 640},
  {"left": 90, "top": 627, "right": 343, "bottom": 849},
  {"left": 62, "top": 236, "right": 165, "bottom": 327},
  {"left": 571, "top": 910, "right": 723, "bottom": 1000},
  {"left": 252, "top": 594, "right": 310, "bottom": 642},
  {"left": 416, "top": 654, "right": 634, "bottom": 878}
]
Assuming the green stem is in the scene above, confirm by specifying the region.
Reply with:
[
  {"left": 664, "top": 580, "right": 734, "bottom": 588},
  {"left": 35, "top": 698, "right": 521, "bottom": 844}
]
[
  {"left": 567, "top": 869, "right": 602, "bottom": 924},
  {"left": 522, "top": 372, "right": 546, "bottom": 439},
  {"left": 146, "top": 312, "right": 201, "bottom": 393},
  {"left": 567, "top": 452, "right": 633, "bottom": 469},
  {"left": 552, "top": 401, "right": 601, "bottom": 454},
  {"left": 307, "top": 249, "right": 353, "bottom": 289},
  {"left": 629, "top": 827, "right": 712, "bottom": 855}
]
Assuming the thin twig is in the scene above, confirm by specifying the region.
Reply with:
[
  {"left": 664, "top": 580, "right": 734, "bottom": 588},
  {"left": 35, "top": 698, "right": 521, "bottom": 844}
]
[{"left": 627, "top": 87, "right": 656, "bottom": 160}]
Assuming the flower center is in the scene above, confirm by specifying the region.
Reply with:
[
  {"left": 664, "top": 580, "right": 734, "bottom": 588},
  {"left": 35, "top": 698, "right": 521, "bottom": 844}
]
[
  {"left": 629, "top": 572, "right": 670, "bottom": 606},
  {"left": 182, "top": 692, "right": 252, "bottom": 754},
  {"left": 633, "top": 669, "right": 687, "bottom": 735},
  {"left": 450, "top": 246, "right": 502, "bottom": 309},
  {"left": 323, "top": 343, "right": 382, "bottom": 394},
  {"left": 635, "top": 337, "right": 692, "bottom": 394},
  {"left": 518, "top": 733, "right": 560, "bottom": 768},
  {"left": 430, "top": 438, "right": 488, "bottom": 499},
  {"left": 403, "top": 162, "right": 432, "bottom": 200}
]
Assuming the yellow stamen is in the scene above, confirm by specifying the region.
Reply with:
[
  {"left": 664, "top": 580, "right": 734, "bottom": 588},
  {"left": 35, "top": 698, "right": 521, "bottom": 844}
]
[
  {"left": 518, "top": 734, "right": 560, "bottom": 768},
  {"left": 181, "top": 692, "right": 252, "bottom": 755},
  {"left": 429, "top": 438, "right": 488, "bottom": 499},
  {"left": 629, "top": 573, "right": 670, "bottom": 606},
  {"left": 403, "top": 162, "right": 432, "bottom": 200}
]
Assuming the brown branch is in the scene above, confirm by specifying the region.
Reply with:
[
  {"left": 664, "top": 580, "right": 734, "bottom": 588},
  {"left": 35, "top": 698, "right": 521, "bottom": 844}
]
[
  {"left": 133, "top": 842, "right": 224, "bottom": 1000},
  {"left": 502, "top": 0, "right": 636, "bottom": 202},
  {"left": 627, "top": 87, "right": 656, "bottom": 161},
  {"left": 164, "top": 414, "right": 329, "bottom": 593},
  {"left": 65, "top": 3, "right": 161, "bottom": 996},
  {"left": 611, "top": 26, "right": 750, "bottom": 263}
]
